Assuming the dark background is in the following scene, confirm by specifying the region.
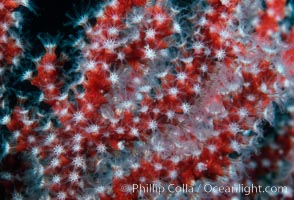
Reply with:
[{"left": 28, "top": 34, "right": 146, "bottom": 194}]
[{"left": 18, "top": 0, "right": 99, "bottom": 56}]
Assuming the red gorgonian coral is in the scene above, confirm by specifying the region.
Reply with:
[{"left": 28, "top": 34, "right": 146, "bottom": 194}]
[{"left": 1, "top": 0, "right": 294, "bottom": 199}]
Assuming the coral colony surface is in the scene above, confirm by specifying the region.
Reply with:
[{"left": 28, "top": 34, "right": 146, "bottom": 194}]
[{"left": 0, "top": 0, "right": 294, "bottom": 199}]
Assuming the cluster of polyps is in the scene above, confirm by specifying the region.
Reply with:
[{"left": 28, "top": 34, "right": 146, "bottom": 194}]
[
  {"left": 0, "top": 0, "right": 23, "bottom": 66},
  {"left": 1, "top": 0, "right": 294, "bottom": 199}
]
